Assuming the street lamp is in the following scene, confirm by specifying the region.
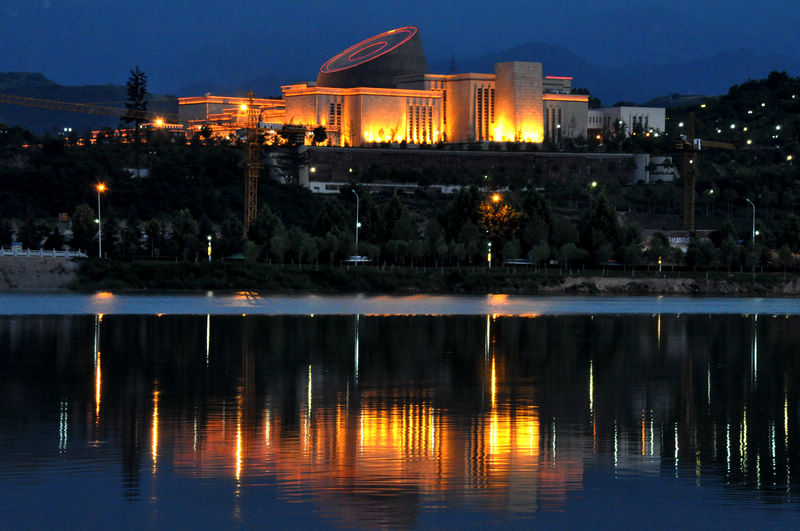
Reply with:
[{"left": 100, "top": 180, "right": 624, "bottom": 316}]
[
  {"left": 207, "top": 235, "right": 212, "bottom": 261},
  {"left": 351, "top": 189, "right": 360, "bottom": 259},
  {"left": 706, "top": 189, "right": 714, "bottom": 217},
  {"left": 745, "top": 198, "right": 756, "bottom": 243},
  {"left": 96, "top": 183, "right": 106, "bottom": 258}
]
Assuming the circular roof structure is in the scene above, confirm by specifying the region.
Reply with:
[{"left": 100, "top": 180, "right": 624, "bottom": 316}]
[{"left": 316, "top": 27, "right": 428, "bottom": 89}]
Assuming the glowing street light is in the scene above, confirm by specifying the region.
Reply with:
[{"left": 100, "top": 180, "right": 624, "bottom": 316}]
[
  {"left": 492, "top": 193, "right": 501, "bottom": 203},
  {"left": 745, "top": 198, "right": 756, "bottom": 243},
  {"left": 96, "top": 183, "right": 106, "bottom": 258},
  {"left": 351, "top": 189, "right": 360, "bottom": 260},
  {"left": 207, "top": 235, "right": 212, "bottom": 261}
]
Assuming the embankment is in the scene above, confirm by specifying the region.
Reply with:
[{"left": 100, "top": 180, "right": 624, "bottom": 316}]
[
  {"left": 0, "top": 256, "right": 80, "bottom": 290},
  {"left": 3, "top": 258, "right": 799, "bottom": 295},
  {"left": 61, "top": 260, "right": 800, "bottom": 296}
]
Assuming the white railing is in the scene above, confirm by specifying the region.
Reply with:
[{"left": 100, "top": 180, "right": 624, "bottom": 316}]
[{"left": 0, "top": 248, "right": 88, "bottom": 258}]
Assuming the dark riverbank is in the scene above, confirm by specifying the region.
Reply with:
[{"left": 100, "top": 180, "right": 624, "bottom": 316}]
[{"left": 63, "top": 259, "right": 800, "bottom": 296}]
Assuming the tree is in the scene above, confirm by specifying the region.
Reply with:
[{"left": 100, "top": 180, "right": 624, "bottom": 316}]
[
  {"left": 780, "top": 214, "right": 800, "bottom": 251},
  {"left": 440, "top": 186, "right": 482, "bottom": 241},
  {"left": 118, "top": 219, "right": 141, "bottom": 258},
  {"left": 719, "top": 234, "right": 741, "bottom": 272},
  {"left": 70, "top": 203, "right": 97, "bottom": 253},
  {"left": 579, "top": 194, "right": 622, "bottom": 263},
  {"left": 381, "top": 193, "right": 406, "bottom": 242},
  {"left": 18, "top": 217, "right": 46, "bottom": 249},
  {"left": 172, "top": 208, "right": 200, "bottom": 260},
  {"left": 645, "top": 232, "right": 670, "bottom": 263},
  {"left": 249, "top": 205, "right": 284, "bottom": 245},
  {"left": 312, "top": 126, "right": 327, "bottom": 146},
  {"left": 320, "top": 231, "right": 341, "bottom": 265},
  {"left": 685, "top": 237, "right": 716, "bottom": 269},
  {"left": 43, "top": 226, "right": 65, "bottom": 250},
  {"left": 528, "top": 240, "right": 550, "bottom": 268},
  {"left": 0, "top": 219, "right": 12, "bottom": 246},
  {"left": 479, "top": 200, "right": 522, "bottom": 246},
  {"left": 559, "top": 243, "right": 586, "bottom": 270},
  {"left": 218, "top": 215, "right": 245, "bottom": 257},
  {"left": 144, "top": 219, "right": 162, "bottom": 258},
  {"left": 270, "top": 227, "right": 288, "bottom": 265},
  {"left": 502, "top": 239, "right": 521, "bottom": 261},
  {"left": 456, "top": 222, "right": 481, "bottom": 264},
  {"left": 124, "top": 66, "right": 148, "bottom": 146},
  {"left": 311, "top": 198, "right": 350, "bottom": 237},
  {"left": 550, "top": 215, "right": 579, "bottom": 249}
]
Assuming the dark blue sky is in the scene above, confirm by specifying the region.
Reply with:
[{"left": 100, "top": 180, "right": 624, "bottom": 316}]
[{"left": 2, "top": 0, "right": 799, "bottom": 97}]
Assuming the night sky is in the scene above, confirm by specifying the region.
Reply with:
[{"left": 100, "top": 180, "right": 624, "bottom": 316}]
[{"left": 2, "top": 0, "right": 799, "bottom": 100}]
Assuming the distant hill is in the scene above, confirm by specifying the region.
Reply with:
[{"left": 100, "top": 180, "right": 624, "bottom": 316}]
[
  {"left": 0, "top": 72, "right": 178, "bottom": 135},
  {"left": 430, "top": 44, "right": 800, "bottom": 105}
]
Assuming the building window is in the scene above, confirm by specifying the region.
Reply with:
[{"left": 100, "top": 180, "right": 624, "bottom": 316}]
[
  {"left": 476, "top": 87, "right": 483, "bottom": 140},
  {"left": 442, "top": 90, "right": 447, "bottom": 129},
  {"left": 408, "top": 105, "right": 413, "bottom": 140},
  {"left": 428, "top": 106, "right": 433, "bottom": 143}
]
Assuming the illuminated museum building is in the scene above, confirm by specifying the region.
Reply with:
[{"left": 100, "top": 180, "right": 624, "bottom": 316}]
[{"left": 178, "top": 27, "right": 662, "bottom": 146}]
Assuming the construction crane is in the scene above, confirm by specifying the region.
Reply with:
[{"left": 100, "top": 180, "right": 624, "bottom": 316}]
[
  {"left": 242, "top": 92, "right": 263, "bottom": 235},
  {"left": 0, "top": 93, "right": 178, "bottom": 123},
  {"left": 673, "top": 112, "right": 734, "bottom": 231},
  {"left": 3, "top": 91, "right": 264, "bottom": 237}
]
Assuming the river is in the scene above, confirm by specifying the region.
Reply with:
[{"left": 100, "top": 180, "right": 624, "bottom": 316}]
[{"left": 1, "top": 293, "right": 799, "bottom": 528}]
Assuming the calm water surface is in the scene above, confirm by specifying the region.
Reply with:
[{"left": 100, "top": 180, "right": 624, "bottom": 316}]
[{"left": 1, "top": 294, "right": 800, "bottom": 528}]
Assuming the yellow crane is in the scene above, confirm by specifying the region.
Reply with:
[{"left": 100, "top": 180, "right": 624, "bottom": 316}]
[
  {"left": 673, "top": 113, "right": 734, "bottom": 231},
  {"left": 0, "top": 93, "right": 178, "bottom": 123},
  {"left": 242, "top": 92, "right": 262, "bottom": 235}
]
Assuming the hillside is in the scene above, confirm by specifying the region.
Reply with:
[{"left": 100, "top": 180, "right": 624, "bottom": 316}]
[
  {"left": 0, "top": 72, "right": 178, "bottom": 135},
  {"left": 430, "top": 44, "right": 800, "bottom": 105}
]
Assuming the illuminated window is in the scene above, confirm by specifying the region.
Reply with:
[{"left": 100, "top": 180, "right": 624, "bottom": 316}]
[
  {"left": 408, "top": 104, "right": 413, "bottom": 140},
  {"left": 428, "top": 106, "right": 433, "bottom": 143},
  {"left": 476, "top": 87, "right": 483, "bottom": 140},
  {"left": 483, "top": 88, "right": 490, "bottom": 140},
  {"left": 442, "top": 90, "right": 447, "bottom": 128}
]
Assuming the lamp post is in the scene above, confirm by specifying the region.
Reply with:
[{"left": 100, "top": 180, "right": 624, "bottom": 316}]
[
  {"left": 207, "top": 235, "right": 212, "bottom": 261},
  {"left": 96, "top": 183, "right": 106, "bottom": 258},
  {"left": 351, "top": 189, "right": 359, "bottom": 260},
  {"left": 745, "top": 198, "right": 755, "bottom": 243}
]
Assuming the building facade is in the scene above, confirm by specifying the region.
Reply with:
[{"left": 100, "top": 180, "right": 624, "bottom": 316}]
[{"left": 177, "top": 27, "right": 663, "bottom": 149}]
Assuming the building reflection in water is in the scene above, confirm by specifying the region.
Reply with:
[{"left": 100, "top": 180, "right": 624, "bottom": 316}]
[{"left": 1, "top": 312, "right": 798, "bottom": 527}]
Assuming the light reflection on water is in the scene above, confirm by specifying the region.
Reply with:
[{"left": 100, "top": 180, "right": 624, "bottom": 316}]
[
  {"left": 2, "top": 291, "right": 800, "bottom": 315},
  {"left": 1, "top": 311, "right": 800, "bottom": 528}
]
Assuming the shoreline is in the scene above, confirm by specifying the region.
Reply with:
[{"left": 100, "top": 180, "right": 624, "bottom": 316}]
[{"left": 3, "top": 257, "right": 798, "bottom": 296}]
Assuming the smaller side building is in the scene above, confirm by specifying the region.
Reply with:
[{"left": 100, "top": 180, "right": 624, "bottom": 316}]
[{"left": 588, "top": 106, "right": 666, "bottom": 138}]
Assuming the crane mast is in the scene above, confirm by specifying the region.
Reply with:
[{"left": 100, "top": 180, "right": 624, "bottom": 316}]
[
  {"left": 0, "top": 93, "right": 177, "bottom": 122},
  {"left": 243, "top": 92, "right": 262, "bottom": 235},
  {"left": 674, "top": 113, "right": 734, "bottom": 231}
]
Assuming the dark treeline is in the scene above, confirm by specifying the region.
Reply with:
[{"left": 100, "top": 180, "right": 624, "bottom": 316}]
[{"left": 1, "top": 72, "right": 799, "bottom": 272}]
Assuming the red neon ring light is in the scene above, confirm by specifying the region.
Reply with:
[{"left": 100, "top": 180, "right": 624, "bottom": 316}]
[{"left": 320, "top": 27, "right": 418, "bottom": 74}]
